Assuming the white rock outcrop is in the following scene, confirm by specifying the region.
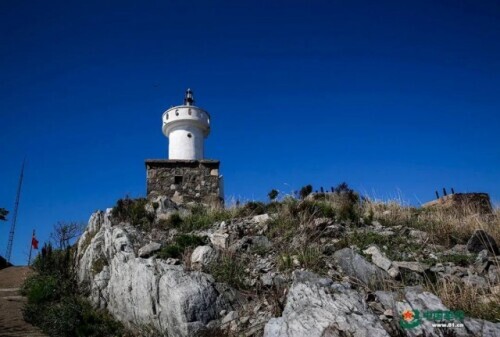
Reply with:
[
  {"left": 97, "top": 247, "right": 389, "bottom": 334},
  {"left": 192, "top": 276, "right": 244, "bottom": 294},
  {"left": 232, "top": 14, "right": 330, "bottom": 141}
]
[
  {"left": 75, "top": 209, "right": 222, "bottom": 337},
  {"left": 263, "top": 271, "right": 390, "bottom": 337}
]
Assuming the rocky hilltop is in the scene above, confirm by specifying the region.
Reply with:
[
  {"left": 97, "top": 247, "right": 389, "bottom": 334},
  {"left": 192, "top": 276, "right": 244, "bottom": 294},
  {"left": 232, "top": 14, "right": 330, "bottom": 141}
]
[{"left": 75, "top": 191, "right": 500, "bottom": 337}]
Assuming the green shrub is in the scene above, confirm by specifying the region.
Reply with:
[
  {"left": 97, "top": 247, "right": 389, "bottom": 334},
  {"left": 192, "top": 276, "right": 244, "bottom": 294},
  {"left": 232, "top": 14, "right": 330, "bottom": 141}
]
[
  {"left": 22, "top": 275, "right": 59, "bottom": 304},
  {"left": 267, "top": 213, "right": 300, "bottom": 240},
  {"left": 158, "top": 245, "right": 183, "bottom": 259},
  {"left": 268, "top": 189, "right": 279, "bottom": 201},
  {"left": 111, "top": 197, "right": 154, "bottom": 229},
  {"left": 181, "top": 206, "right": 232, "bottom": 231},
  {"left": 303, "top": 200, "right": 336, "bottom": 218},
  {"left": 299, "top": 185, "right": 313, "bottom": 199},
  {"left": 158, "top": 234, "right": 206, "bottom": 260},
  {"left": 24, "top": 296, "right": 124, "bottom": 337},
  {"left": 23, "top": 246, "right": 127, "bottom": 337},
  {"left": 297, "top": 246, "right": 323, "bottom": 271},
  {"left": 91, "top": 257, "right": 108, "bottom": 275},
  {"left": 235, "top": 201, "right": 267, "bottom": 217},
  {"left": 208, "top": 253, "right": 247, "bottom": 289},
  {"left": 31, "top": 246, "right": 72, "bottom": 278},
  {"left": 156, "top": 213, "right": 184, "bottom": 231},
  {"left": 329, "top": 182, "right": 360, "bottom": 222},
  {"left": 175, "top": 234, "right": 205, "bottom": 248},
  {"left": 277, "top": 253, "right": 294, "bottom": 271}
]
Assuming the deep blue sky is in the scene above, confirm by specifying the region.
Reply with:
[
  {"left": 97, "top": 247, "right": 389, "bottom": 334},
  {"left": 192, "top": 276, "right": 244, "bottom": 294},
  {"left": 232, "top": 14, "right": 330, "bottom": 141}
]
[{"left": 1, "top": 0, "right": 499, "bottom": 265}]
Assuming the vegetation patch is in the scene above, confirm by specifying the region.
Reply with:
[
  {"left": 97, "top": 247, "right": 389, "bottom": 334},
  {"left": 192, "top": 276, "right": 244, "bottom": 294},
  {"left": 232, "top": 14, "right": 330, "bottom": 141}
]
[
  {"left": 158, "top": 234, "right": 206, "bottom": 259},
  {"left": 23, "top": 245, "right": 127, "bottom": 337},
  {"left": 111, "top": 197, "right": 155, "bottom": 229},
  {"left": 179, "top": 205, "right": 233, "bottom": 232},
  {"left": 91, "top": 256, "right": 108, "bottom": 275},
  {"left": 208, "top": 253, "right": 248, "bottom": 290},
  {"left": 429, "top": 278, "right": 500, "bottom": 322}
]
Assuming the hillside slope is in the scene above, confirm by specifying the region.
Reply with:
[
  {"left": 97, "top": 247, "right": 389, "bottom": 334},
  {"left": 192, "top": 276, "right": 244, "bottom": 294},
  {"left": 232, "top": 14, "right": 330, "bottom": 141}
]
[{"left": 0, "top": 267, "right": 46, "bottom": 337}]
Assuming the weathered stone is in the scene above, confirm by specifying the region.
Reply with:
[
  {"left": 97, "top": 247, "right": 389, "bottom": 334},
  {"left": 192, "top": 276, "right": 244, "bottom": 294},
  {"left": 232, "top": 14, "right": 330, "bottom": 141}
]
[
  {"left": 138, "top": 242, "right": 162, "bottom": 258},
  {"left": 333, "top": 248, "right": 389, "bottom": 287},
  {"left": 374, "top": 291, "right": 397, "bottom": 309},
  {"left": 392, "top": 261, "right": 429, "bottom": 273},
  {"left": 145, "top": 195, "right": 179, "bottom": 220},
  {"left": 467, "top": 229, "right": 499, "bottom": 255},
  {"left": 252, "top": 214, "right": 270, "bottom": 224},
  {"left": 488, "top": 265, "right": 500, "bottom": 284},
  {"left": 221, "top": 310, "right": 238, "bottom": 325},
  {"left": 387, "top": 266, "right": 400, "bottom": 278},
  {"left": 312, "top": 217, "right": 334, "bottom": 230},
  {"left": 249, "top": 236, "right": 272, "bottom": 251},
  {"left": 263, "top": 271, "right": 389, "bottom": 337},
  {"left": 261, "top": 272, "right": 275, "bottom": 287},
  {"left": 462, "top": 275, "right": 489, "bottom": 290},
  {"left": 363, "top": 245, "right": 392, "bottom": 271},
  {"left": 191, "top": 245, "right": 217, "bottom": 268},
  {"left": 409, "top": 229, "right": 428, "bottom": 242},
  {"left": 210, "top": 231, "right": 229, "bottom": 250}
]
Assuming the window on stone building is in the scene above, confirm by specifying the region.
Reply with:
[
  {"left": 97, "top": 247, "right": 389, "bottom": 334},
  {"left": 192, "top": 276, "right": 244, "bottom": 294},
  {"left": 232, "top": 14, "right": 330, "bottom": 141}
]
[{"left": 174, "top": 176, "right": 183, "bottom": 184}]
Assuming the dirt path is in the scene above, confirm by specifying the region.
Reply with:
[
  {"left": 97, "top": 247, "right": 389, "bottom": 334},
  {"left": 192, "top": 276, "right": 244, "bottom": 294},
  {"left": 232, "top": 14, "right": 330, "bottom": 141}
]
[{"left": 0, "top": 266, "right": 46, "bottom": 337}]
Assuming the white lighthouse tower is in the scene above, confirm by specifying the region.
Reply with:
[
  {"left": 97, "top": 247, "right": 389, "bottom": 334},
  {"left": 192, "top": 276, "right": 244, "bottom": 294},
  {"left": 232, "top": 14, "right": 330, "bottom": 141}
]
[
  {"left": 146, "top": 89, "right": 223, "bottom": 206},
  {"left": 162, "top": 89, "right": 210, "bottom": 160}
]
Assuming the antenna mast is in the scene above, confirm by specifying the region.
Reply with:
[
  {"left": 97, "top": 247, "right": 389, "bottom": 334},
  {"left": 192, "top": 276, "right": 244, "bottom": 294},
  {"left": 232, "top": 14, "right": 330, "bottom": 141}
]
[{"left": 5, "top": 160, "right": 25, "bottom": 263}]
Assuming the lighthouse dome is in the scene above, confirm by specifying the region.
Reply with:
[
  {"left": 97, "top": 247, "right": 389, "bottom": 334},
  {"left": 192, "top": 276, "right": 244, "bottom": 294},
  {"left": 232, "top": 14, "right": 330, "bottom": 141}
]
[{"left": 162, "top": 89, "right": 211, "bottom": 160}]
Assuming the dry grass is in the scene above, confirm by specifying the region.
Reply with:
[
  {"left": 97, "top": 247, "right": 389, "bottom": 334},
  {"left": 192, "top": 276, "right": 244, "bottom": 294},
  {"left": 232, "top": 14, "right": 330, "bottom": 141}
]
[
  {"left": 362, "top": 199, "right": 500, "bottom": 248},
  {"left": 428, "top": 278, "right": 500, "bottom": 322}
]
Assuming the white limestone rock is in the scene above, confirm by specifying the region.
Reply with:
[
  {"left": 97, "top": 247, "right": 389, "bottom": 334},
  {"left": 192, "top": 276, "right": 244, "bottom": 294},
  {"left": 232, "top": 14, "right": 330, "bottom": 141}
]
[
  {"left": 333, "top": 248, "right": 390, "bottom": 287},
  {"left": 210, "top": 231, "right": 230, "bottom": 250},
  {"left": 191, "top": 245, "right": 217, "bottom": 268},
  {"left": 252, "top": 213, "right": 270, "bottom": 224},
  {"left": 75, "top": 209, "right": 222, "bottom": 337},
  {"left": 263, "top": 271, "right": 389, "bottom": 337},
  {"left": 138, "top": 242, "right": 162, "bottom": 257},
  {"left": 363, "top": 245, "right": 392, "bottom": 271}
]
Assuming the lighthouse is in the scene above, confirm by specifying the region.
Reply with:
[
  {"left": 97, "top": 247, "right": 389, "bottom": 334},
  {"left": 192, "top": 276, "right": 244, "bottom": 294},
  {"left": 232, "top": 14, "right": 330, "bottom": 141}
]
[
  {"left": 145, "top": 89, "right": 223, "bottom": 206},
  {"left": 162, "top": 89, "right": 210, "bottom": 160}
]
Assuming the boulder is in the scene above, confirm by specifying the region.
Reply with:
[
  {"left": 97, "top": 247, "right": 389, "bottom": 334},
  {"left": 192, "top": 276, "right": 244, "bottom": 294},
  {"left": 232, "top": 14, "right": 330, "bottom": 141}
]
[
  {"left": 263, "top": 271, "right": 389, "bottom": 337},
  {"left": 252, "top": 213, "right": 270, "bottom": 224},
  {"left": 138, "top": 242, "right": 162, "bottom": 258},
  {"left": 333, "top": 248, "right": 389, "bottom": 287},
  {"left": 363, "top": 245, "right": 392, "bottom": 271},
  {"left": 210, "top": 231, "right": 230, "bottom": 250},
  {"left": 249, "top": 236, "right": 272, "bottom": 250},
  {"left": 466, "top": 229, "right": 499, "bottom": 255},
  {"left": 312, "top": 217, "right": 334, "bottom": 230},
  {"left": 191, "top": 245, "right": 217, "bottom": 268}
]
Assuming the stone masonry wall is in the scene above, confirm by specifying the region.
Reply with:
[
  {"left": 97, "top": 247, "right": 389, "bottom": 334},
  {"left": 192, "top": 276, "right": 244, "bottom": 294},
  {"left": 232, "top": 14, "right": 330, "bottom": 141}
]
[{"left": 145, "top": 159, "right": 223, "bottom": 207}]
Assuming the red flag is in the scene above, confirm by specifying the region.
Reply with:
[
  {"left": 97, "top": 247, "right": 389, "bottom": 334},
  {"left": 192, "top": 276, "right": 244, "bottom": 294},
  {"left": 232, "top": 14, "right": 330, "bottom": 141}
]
[{"left": 31, "top": 236, "right": 39, "bottom": 250}]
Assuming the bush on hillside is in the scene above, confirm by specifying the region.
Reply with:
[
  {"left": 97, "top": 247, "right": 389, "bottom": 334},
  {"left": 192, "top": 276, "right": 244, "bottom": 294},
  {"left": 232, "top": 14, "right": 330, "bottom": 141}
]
[
  {"left": 111, "top": 197, "right": 155, "bottom": 229},
  {"left": 22, "top": 245, "right": 127, "bottom": 337}
]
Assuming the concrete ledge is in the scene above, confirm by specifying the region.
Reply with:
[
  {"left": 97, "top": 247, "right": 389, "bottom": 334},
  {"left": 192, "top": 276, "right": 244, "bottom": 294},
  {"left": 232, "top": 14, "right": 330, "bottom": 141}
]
[{"left": 145, "top": 159, "right": 220, "bottom": 168}]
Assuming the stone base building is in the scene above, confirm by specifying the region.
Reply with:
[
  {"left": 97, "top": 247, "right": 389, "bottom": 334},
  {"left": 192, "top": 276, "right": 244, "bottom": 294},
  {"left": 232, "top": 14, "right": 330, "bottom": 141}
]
[{"left": 145, "top": 159, "right": 224, "bottom": 207}]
